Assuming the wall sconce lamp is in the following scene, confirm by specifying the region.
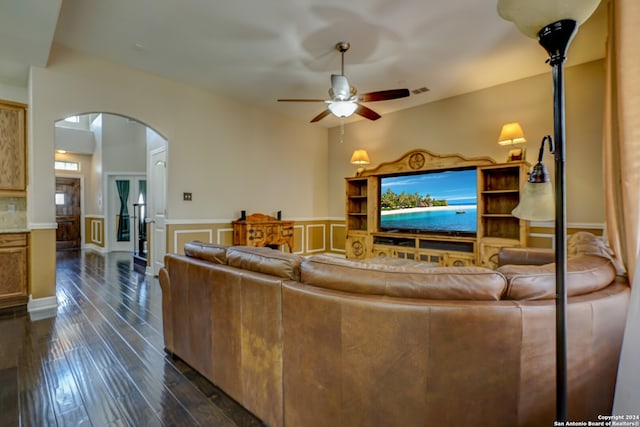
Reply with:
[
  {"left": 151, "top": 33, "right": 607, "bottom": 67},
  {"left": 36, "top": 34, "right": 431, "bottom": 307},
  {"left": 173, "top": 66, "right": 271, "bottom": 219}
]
[
  {"left": 498, "top": 0, "right": 601, "bottom": 422},
  {"left": 350, "top": 149, "right": 370, "bottom": 176},
  {"left": 511, "top": 135, "right": 555, "bottom": 220},
  {"left": 498, "top": 122, "right": 527, "bottom": 146}
]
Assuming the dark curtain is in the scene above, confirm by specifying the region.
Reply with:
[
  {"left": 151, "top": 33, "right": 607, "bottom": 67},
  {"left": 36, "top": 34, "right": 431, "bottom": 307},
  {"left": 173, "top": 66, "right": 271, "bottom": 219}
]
[
  {"left": 116, "top": 179, "right": 130, "bottom": 241},
  {"left": 139, "top": 180, "right": 147, "bottom": 239}
]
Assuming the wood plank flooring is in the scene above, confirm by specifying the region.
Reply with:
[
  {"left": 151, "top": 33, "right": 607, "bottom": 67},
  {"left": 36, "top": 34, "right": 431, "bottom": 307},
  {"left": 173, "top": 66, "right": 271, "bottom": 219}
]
[{"left": 0, "top": 250, "right": 265, "bottom": 427}]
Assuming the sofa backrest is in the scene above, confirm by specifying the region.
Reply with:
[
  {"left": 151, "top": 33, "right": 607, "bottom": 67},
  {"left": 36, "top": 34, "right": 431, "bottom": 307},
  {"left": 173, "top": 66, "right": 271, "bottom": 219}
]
[
  {"left": 183, "top": 241, "right": 229, "bottom": 264},
  {"left": 497, "top": 254, "right": 616, "bottom": 300},
  {"left": 301, "top": 254, "right": 507, "bottom": 301},
  {"left": 227, "top": 246, "right": 303, "bottom": 281},
  {"left": 182, "top": 242, "right": 303, "bottom": 281},
  {"left": 496, "top": 232, "right": 619, "bottom": 300}
]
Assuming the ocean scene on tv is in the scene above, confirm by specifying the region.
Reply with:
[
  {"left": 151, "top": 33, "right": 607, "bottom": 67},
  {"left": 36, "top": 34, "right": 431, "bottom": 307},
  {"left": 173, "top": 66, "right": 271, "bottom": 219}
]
[{"left": 380, "top": 168, "right": 477, "bottom": 233}]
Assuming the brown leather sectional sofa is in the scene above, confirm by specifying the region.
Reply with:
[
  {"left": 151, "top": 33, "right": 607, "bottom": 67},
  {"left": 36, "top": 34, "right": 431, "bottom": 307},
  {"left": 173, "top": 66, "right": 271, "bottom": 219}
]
[{"left": 158, "top": 232, "right": 629, "bottom": 427}]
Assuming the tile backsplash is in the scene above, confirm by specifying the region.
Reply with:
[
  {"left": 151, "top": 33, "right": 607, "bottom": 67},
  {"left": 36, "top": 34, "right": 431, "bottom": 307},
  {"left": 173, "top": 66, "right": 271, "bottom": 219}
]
[{"left": 0, "top": 197, "right": 27, "bottom": 229}]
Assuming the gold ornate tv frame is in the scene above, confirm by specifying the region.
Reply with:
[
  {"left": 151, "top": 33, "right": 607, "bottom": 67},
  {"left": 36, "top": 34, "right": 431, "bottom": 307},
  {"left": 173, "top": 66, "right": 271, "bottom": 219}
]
[{"left": 345, "top": 149, "right": 529, "bottom": 268}]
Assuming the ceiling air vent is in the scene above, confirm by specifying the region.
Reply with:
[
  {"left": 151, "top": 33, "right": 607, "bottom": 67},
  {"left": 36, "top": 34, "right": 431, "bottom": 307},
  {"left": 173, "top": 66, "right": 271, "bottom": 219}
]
[{"left": 411, "top": 87, "right": 430, "bottom": 95}]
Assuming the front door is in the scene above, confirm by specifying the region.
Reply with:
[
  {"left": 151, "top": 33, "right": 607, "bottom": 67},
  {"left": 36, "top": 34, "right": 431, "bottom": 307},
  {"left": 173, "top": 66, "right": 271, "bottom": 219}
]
[{"left": 55, "top": 177, "right": 81, "bottom": 250}]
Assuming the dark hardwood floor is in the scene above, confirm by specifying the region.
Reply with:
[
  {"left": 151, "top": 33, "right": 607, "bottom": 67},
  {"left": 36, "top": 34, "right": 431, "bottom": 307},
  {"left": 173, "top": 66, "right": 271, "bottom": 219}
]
[{"left": 0, "top": 250, "right": 264, "bottom": 427}]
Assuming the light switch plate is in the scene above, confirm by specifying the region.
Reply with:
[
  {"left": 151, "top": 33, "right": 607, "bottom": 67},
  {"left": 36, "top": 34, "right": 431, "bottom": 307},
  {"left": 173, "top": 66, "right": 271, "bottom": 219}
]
[{"left": 183, "top": 192, "right": 192, "bottom": 201}]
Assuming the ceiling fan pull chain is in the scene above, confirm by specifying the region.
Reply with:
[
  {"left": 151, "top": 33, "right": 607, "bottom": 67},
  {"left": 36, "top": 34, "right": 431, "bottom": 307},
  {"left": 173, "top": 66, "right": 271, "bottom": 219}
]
[{"left": 340, "top": 119, "right": 345, "bottom": 143}]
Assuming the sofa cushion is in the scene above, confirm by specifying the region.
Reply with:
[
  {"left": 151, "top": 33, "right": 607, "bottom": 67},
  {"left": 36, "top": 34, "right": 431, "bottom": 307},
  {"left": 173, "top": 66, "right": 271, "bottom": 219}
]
[
  {"left": 227, "top": 246, "right": 303, "bottom": 281},
  {"left": 184, "top": 241, "right": 228, "bottom": 264},
  {"left": 497, "top": 254, "right": 616, "bottom": 300},
  {"left": 301, "top": 254, "right": 507, "bottom": 301}
]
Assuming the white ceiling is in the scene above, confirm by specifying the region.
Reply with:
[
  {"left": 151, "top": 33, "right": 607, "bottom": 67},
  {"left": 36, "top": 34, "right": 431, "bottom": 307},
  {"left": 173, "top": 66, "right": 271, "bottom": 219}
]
[{"left": 0, "top": 0, "right": 606, "bottom": 127}]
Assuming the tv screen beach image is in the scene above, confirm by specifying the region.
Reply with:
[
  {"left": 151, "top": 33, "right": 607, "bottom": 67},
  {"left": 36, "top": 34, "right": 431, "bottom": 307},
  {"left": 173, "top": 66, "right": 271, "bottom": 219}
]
[{"left": 380, "top": 168, "right": 477, "bottom": 233}]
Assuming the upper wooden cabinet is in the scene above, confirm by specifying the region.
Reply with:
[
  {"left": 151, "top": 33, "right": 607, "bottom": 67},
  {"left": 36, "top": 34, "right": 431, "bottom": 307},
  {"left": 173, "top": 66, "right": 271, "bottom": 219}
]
[{"left": 0, "top": 100, "right": 27, "bottom": 196}]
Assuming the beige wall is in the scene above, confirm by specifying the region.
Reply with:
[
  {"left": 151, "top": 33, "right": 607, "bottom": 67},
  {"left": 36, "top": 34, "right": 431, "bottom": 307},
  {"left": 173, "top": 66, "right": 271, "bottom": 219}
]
[
  {"left": 0, "top": 84, "right": 27, "bottom": 105},
  {"left": 26, "top": 44, "right": 329, "bottom": 299},
  {"left": 88, "top": 114, "right": 103, "bottom": 216},
  {"left": 328, "top": 60, "right": 606, "bottom": 229},
  {"left": 14, "top": 44, "right": 605, "bottom": 302},
  {"left": 30, "top": 45, "right": 329, "bottom": 223},
  {"left": 101, "top": 114, "right": 147, "bottom": 174}
]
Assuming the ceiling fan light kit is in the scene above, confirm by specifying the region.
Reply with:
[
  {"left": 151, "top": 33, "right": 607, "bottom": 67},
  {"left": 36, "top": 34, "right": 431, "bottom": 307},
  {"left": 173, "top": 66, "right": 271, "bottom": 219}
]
[
  {"left": 278, "top": 41, "right": 410, "bottom": 123},
  {"left": 328, "top": 101, "right": 358, "bottom": 118}
]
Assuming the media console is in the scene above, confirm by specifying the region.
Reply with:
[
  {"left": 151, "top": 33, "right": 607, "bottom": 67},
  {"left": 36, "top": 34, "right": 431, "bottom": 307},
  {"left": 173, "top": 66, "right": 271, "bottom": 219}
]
[{"left": 345, "top": 149, "right": 529, "bottom": 267}]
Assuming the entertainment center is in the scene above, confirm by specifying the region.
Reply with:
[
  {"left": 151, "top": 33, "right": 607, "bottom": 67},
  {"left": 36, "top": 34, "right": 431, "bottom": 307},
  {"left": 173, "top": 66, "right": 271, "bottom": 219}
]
[{"left": 345, "top": 149, "right": 529, "bottom": 267}]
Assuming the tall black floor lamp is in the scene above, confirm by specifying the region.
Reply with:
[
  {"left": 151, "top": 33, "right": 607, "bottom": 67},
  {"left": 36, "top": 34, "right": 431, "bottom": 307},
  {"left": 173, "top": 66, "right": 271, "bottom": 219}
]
[{"left": 497, "top": 0, "right": 602, "bottom": 422}]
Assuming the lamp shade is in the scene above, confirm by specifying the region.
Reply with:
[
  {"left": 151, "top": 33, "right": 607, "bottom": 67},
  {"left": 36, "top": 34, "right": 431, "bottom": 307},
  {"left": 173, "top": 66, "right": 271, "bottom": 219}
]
[
  {"left": 328, "top": 101, "right": 358, "bottom": 118},
  {"left": 512, "top": 180, "right": 555, "bottom": 220},
  {"left": 350, "top": 149, "right": 370, "bottom": 165},
  {"left": 497, "top": 0, "right": 601, "bottom": 38},
  {"left": 498, "top": 122, "right": 527, "bottom": 145}
]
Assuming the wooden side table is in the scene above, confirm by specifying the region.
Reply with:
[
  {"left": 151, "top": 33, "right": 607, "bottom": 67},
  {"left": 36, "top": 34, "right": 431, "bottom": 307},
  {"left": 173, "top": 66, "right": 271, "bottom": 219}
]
[{"left": 232, "top": 213, "right": 294, "bottom": 253}]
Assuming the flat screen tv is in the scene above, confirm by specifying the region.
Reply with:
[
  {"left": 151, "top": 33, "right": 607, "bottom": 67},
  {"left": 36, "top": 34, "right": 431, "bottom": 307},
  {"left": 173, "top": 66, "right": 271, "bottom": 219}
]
[{"left": 379, "top": 167, "right": 477, "bottom": 236}]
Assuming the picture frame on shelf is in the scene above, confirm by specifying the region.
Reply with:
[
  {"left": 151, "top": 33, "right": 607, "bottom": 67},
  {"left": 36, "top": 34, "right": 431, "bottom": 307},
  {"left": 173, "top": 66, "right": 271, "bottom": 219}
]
[{"left": 507, "top": 148, "right": 525, "bottom": 162}]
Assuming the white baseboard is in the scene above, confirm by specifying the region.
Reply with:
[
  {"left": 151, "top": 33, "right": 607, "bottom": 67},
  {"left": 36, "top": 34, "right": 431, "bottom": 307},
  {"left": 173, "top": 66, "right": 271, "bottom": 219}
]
[
  {"left": 84, "top": 243, "right": 108, "bottom": 254},
  {"left": 27, "top": 295, "right": 58, "bottom": 320}
]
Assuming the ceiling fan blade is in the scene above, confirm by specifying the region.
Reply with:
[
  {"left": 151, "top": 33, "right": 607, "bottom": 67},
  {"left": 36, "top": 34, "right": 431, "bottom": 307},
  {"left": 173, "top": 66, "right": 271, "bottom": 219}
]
[
  {"left": 355, "top": 104, "right": 381, "bottom": 121},
  {"left": 358, "top": 89, "right": 410, "bottom": 102},
  {"left": 278, "top": 98, "right": 326, "bottom": 102},
  {"left": 310, "top": 109, "right": 332, "bottom": 123}
]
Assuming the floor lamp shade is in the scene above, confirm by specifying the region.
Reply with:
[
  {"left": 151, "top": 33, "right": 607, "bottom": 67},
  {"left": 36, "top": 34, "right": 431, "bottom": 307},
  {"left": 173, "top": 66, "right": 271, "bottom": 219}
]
[{"left": 497, "top": 0, "right": 601, "bottom": 38}]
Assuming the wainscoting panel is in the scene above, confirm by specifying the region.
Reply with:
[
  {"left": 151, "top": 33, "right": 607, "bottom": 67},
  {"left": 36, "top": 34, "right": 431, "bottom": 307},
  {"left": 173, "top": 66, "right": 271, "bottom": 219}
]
[
  {"left": 306, "top": 224, "right": 326, "bottom": 253},
  {"left": 292, "top": 225, "right": 305, "bottom": 254},
  {"left": 166, "top": 219, "right": 346, "bottom": 256},
  {"left": 527, "top": 223, "right": 605, "bottom": 249},
  {"left": 330, "top": 223, "right": 346, "bottom": 253},
  {"left": 173, "top": 229, "right": 213, "bottom": 254},
  {"left": 165, "top": 220, "right": 602, "bottom": 258},
  {"left": 217, "top": 228, "right": 234, "bottom": 246},
  {"left": 85, "top": 216, "right": 104, "bottom": 247}
]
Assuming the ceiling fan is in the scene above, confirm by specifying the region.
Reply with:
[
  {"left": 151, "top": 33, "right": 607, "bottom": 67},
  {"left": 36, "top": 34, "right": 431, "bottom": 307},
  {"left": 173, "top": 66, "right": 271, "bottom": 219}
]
[{"left": 278, "top": 42, "right": 410, "bottom": 123}]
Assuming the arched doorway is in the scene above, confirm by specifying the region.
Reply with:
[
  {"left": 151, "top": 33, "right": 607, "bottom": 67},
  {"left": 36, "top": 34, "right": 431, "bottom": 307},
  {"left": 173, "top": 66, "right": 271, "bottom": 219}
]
[{"left": 54, "top": 112, "right": 168, "bottom": 275}]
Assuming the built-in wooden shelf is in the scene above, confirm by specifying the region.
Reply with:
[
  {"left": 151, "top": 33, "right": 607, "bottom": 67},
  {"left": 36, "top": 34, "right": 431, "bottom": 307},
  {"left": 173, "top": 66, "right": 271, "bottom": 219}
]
[{"left": 344, "top": 149, "right": 529, "bottom": 267}]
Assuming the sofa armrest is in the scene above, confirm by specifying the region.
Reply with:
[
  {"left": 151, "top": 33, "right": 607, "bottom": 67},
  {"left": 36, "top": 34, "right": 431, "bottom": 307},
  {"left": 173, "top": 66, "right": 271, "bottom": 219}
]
[{"left": 497, "top": 247, "right": 555, "bottom": 267}]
